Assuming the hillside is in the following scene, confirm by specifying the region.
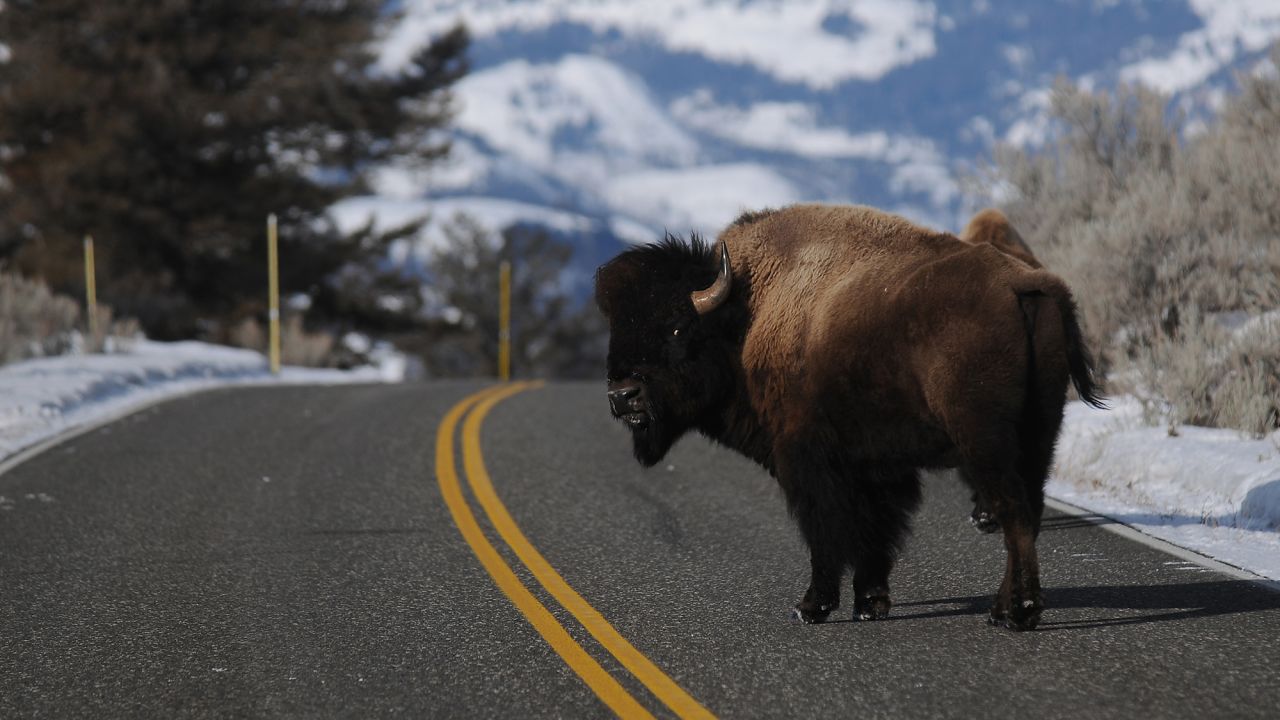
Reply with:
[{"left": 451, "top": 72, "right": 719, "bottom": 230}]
[{"left": 331, "top": 0, "right": 1280, "bottom": 287}]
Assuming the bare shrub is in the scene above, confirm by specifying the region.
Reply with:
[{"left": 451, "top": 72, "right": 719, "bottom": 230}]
[
  {"left": 423, "top": 213, "right": 606, "bottom": 379},
  {"left": 228, "top": 314, "right": 334, "bottom": 368},
  {"left": 87, "top": 304, "right": 142, "bottom": 354},
  {"left": 0, "top": 271, "right": 80, "bottom": 362},
  {"left": 280, "top": 315, "right": 334, "bottom": 367},
  {"left": 228, "top": 317, "right": 266, "bottom": 354},
  {"left": 972, "top": 46, "right": 1280, "bottom": 434},
  {"left": 1129, "top": 310, "right": 1280, "bottom": 437},
  {"left": 0, "top": 271, "right": 145, "bottom": 364}
]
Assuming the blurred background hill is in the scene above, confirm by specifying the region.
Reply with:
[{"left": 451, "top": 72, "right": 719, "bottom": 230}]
[
  {"left": 1, "top": 1, "right": 1278, "bottom": 426},
  {"left": 366, "top": 0, "right": 1280, "bottom": 242}
]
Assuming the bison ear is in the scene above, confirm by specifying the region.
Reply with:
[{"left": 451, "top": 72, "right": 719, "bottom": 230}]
[{"left": 690, "top": 241, "right": 731, "bottom": 315}]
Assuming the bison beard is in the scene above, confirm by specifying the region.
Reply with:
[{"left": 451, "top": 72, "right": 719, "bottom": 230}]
[
  {"left": 594, "top": 204, "right": 1105, "bottom": 632},
  {"left": 625, "top": 394, "right": 679, "bottom": 467}
]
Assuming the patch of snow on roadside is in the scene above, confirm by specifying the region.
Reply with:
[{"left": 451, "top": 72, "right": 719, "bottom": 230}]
[
  {"left": 1050, "top": 396, "right": 1280, "bottom": 581},
  {"left": 0, "top": 340, "right": 399, "bottom": 465}
]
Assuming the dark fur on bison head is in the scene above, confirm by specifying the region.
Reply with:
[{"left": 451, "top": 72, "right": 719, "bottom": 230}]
[{"left": 594, "top": 233, "right": 741, "bottom": 467}]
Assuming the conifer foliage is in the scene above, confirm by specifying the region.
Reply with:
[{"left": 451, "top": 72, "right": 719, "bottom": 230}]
[{"left": 0, "top": 0, "right": 467, "bottom": 340}]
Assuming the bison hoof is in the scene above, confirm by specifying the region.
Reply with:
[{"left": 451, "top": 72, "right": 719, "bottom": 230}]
[
  {"left": 791, "top": 602, "right": 837, "bottom": 625},
  {"left": 969, "top": 507, "right": 1000, "bottom": 533},
  {"left": 853, "top": 595, "right": 891, "bottom": 621},
  {"left": 988, "top": 598, "right": 1043, "bottom": 632}
]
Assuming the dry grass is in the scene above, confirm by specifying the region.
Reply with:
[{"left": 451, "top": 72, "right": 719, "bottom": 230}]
[
  {"left": 0, "top": 271, "right": 80, "bottom": 362},
  {"left": 0, "top": 271, "right": 140, "bottom": 363},
  {"left": 228, "top": 314, "right": 334, "bottom": 368},
  {"left": 972, "top": 47, "right": 1280, "bottom": 436},
  {"left": 1130, "top": 311, "right": 1280, "bottom": 435}
]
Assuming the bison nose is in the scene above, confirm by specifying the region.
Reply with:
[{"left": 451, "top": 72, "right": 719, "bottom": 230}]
[
  {"left": 607, "top": 384, "right": 642, "bottom": 417},
  {"left": 610, "top": 384, "right": 640, "bottom": 400}
]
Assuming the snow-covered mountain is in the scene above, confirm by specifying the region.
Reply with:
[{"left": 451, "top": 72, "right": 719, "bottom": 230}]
[{"left": 335, "top": 0, "right": 1280, "bottom": 282}]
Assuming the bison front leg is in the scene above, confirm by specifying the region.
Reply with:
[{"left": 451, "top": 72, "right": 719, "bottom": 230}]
[
  {"left": 783, "top": 475, "right": 845, "bottom": 624},
  {"left": 850, "top": 470, "right": 920, "bottom": 621},
  {"left": 793, "top": 545, "right": 844, "bottom": 620}
]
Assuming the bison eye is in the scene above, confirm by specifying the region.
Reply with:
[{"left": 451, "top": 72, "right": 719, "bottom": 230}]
[{"left": 672, "top": 328, "right": 681, "bottom": 337}]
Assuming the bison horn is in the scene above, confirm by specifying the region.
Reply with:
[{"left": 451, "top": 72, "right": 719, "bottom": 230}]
[{"left": 690, "top": 241, "right": 732, "bottom": 315}]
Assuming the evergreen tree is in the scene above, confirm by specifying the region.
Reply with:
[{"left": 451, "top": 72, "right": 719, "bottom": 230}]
[{"left": 0, "top": 0, "right": 467, "bottom": 340}]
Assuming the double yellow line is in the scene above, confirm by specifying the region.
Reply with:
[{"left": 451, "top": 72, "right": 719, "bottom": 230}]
[{"left": 435, "top": 383, "right": 715, "bottom": 719}]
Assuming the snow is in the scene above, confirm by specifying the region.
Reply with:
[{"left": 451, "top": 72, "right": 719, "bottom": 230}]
[
  {"left": 454, "top": 56, "right": 699, "bottom": 193},
  {"left": 603, "top": 163, "right": 803, "bottom": 235},
  {"left": 383, "top": 0, "right": 938, "bottom": 90},
  {"left": 0, "top": 340, "right": 401, "bottom": 466},
  {"left": 329, "top": 195, "right": 597, "bottom": 262},
  {"left": 669, "top": 93, "right": 946, "bottom": 165},
  {"left": 1120, "top": 0, "right": 1280, "bottom": 94},
  {"left": 608, "top": 215, "right": 661, "bottom": 245},
  {"left": 1050, "top": 396, "right": 1280, "bottom": 582}
]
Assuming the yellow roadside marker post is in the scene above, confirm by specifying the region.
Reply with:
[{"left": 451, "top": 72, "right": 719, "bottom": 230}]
[
  {"left": 499, "top": 260, "right": 511, "bottom": 381},
  {"left": 267, "top": 214, "right": 281, "bottom": 375},
  {"left": 83, "top": 235, "right": 98, "bottom": 349}
]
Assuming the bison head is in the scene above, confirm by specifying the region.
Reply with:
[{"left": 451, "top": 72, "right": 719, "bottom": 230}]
[{"left": 594, "top": 234, "right": 734, "bottom": 467}]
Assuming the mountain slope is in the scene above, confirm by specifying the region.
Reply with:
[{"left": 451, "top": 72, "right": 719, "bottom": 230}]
[{"left": 346, "top": 0, "right": 1280, "bottom": 269}]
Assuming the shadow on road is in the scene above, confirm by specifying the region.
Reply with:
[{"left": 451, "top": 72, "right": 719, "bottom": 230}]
[
  {"left": 895, "top": 580, "right": 1280, "bottom": 631},
  {"left": 1039, "top": 514, "right": 1117, "bottom": 531}
]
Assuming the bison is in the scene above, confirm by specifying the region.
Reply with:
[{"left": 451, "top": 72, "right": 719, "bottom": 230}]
[
  {"left": 960, "top": 207, "right": 1042, "bottom": 269},
  {"left": 595, "top": 203, "right": 1104, "bottom": 631},
  {"left": 959, "top": 208, "right": 1045, "bottom": 533}
]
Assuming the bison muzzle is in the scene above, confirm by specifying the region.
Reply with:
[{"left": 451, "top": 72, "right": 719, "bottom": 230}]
[{"left": 594, "top": 204, "right": 1105, "bottom": 632}]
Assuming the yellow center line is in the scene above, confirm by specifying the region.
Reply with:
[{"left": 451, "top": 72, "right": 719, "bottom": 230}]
[
  {"left": 462, "top": 383, "right": 716, "bottom": 720},
  {"left": 435, "top": 383, "right": 654, "bottom": 719}
]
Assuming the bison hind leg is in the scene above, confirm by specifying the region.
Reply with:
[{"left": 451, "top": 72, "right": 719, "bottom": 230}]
[
  {"left": 968, "top": 488, "right": 1001, "bottom": 534},
  {"left": 967, "top": 461, "right": 1045, "bottom": 631}
]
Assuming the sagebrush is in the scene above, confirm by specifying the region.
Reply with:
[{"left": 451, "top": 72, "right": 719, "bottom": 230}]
[
  {"left": 972, "top": 46, "right": 1280, "bottom": 436},
  {"left": 0, "top": 271, "right": 138, "bottom": 364}
]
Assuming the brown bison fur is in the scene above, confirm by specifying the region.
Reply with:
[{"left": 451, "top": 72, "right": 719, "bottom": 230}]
[
  {"left": 595, "top": 203, "right": 1105, "bottom": 631},
  {"left": 961, "top": 208, "right": 1042, "bottom": 269},
  {"left": 960, "top": 208, "right": 1043, "bottom": 532}
]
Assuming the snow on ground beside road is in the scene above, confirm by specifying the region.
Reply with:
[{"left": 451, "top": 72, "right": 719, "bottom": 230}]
[
  {"left": 1050, "top": 396, "right": 1280, "bottom": 582},
  {"left": 0, "top": 340, "right": 401, "bottom": 466}
]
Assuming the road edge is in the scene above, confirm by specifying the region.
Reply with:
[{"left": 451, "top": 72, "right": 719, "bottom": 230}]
[
  {"left": 0, "top": 380, "right": 386, "bottom": 480},
  {"left": 1045, "top": 496, "right": 1280, "bottom": 594},
  {"left": 0, "top": 386, "right": 225, "bottom": 479}
]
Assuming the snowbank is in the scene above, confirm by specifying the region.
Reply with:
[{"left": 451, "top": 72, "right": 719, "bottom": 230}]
[
  {"left": 0, "top": 340, "right": 401, "bottom": 465},
  {"left": 1050, "top": 396, "right": 1280, "bottom": 581}
]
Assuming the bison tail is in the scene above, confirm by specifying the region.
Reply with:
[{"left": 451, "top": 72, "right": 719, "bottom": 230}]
[{"left": 1046, "top": 285, "right": 1108, "bottom": 409}]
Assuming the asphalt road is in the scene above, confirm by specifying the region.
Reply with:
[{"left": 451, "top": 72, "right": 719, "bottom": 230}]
[{"left": 2, "top": 382, "right": 1278, "bottom": 719}]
